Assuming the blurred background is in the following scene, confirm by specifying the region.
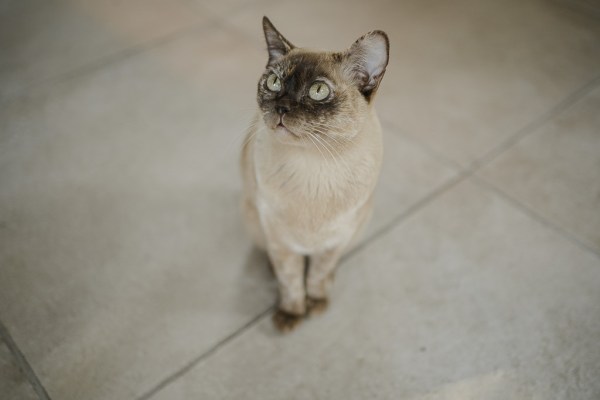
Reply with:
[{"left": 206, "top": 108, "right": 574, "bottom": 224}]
[{"left": 1, "top": 0, "right": 599, "bottom": 399}]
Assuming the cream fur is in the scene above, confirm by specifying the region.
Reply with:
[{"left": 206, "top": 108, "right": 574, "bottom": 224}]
[{"left": 241, "top": 105, "right": 383, "bottom": 318}]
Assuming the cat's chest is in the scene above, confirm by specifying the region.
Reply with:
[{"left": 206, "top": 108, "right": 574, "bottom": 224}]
[
  {"left": 256, "top": 155, "right": 368, "bottom": 209},
  {"left": 255, "top": 165, "right": 365, "bottom": 252},
  {"left": 255, "top": 155, "right": 370, "bottom": 246}
]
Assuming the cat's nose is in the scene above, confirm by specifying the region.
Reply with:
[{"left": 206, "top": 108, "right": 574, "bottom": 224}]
[{"left": 275, "top": 105, "right": 290, "bottom": 115}]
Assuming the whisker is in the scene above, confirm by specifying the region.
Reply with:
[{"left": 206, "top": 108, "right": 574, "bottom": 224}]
[
  {"left": 226, "top": 121, "right": 259, "bottom": 153},
  {"left": 310, "top": 124, "right": 356, "bottom": 145},
  {"left": 311, "top": 132, "right": 358, "bottom": 191},
  {"left": 310, "top": 128, "right": 362, "bottom": 189},
  {"left": 305, "top": 132, "right": 328, "bottom": 167}
]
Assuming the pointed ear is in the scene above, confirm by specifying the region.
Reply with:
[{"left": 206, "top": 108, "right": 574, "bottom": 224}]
[
  {"left": 344, "top": 31, "right": 389, "bottom": 100},
  {"left": 262, "top": 16, "right": 294, "bottom": 66}
]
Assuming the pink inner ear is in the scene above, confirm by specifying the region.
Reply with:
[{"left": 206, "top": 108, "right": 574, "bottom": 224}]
[
  {"left": 360, "top": 36, "right": 388, "bottom": 79},
  {"left": 346, "top": 33, "right": 388, "bottom": 96}
]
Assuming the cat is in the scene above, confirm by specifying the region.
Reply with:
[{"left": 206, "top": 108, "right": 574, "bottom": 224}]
[{"left": 241, "top": 16, "right": 389, "bottom": 332}]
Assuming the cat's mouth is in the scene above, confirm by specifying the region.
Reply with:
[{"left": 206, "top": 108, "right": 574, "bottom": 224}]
[{"left": 274, "top": 118, "right": 299, "bottom": 138}]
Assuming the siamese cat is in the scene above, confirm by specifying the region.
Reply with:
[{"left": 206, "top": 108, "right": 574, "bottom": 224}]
[{"left": 241, "top": 17, "right": 389, "bottom": 331}]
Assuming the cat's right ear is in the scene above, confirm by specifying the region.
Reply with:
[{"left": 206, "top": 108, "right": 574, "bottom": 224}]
[
  {"left": 262, "top": 16, "right": 294, "bottom": 66},
  {"left": 344, "top": 31, "right": 389, "bottom": 101}
]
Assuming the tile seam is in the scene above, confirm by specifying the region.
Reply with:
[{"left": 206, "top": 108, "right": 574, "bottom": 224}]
[
  {"left": 0, "top": 320, "right": 52, "bottom": 400},
  {"left": 380, "top": 117, "right": 465, "bottom": 173},
  {"left": 470, "top": 73, "right": 600, "bottom": 170},
  {"left": 382, "top": 73, "right": 600, "bottom": 261},
  {"left": 138, "top": 171, "right": 469, "bottom": 400},
  {"left": 471, "top": 175, "right": 600, "bottom": 259},
  {"left": 23, "top": 20, "right": 219, "bottom": 93},
  {"left": 134, "top": 306, "right": 274, "bottom": 400},
  {"left": 3, "top": 0, "right": 268, "bottom": 101}
]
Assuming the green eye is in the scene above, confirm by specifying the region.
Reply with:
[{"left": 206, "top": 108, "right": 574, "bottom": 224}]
[
  {"left": 309, "top": 81, "right": 331, "bottom": 101},
  {"left": 266, "top": 73, "right": 281, "bottom": 92}
]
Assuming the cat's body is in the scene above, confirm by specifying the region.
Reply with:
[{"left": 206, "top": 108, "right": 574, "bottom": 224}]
[
  {"left": 241, "top": 17, "right": 389, "bottom": 331},
  {"left": 242, "top": 110, "right": 382, "bottom": 253}
]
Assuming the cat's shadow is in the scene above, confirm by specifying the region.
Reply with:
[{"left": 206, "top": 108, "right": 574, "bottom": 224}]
[{"left": 234, "top": 245, "right": 278, "bottom": 320}]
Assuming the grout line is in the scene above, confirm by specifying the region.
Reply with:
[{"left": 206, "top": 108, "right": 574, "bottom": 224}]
[
  {"left": 382, "top": 73, "right": 600, "bottom": 177},
  {"left": 9, "top": 0, "right": 267, "bottom": 98},
  {"left": 379, "top": 74, "right": 600, "bottom": 260},
  {"left": 137, "top": 174, "right": 470, "bottom": 400},
  {"left": 369, "top": 74, "right": 600, "bottom": 264},
  {"left": 136, "top": 179, "right": 467, "bottom": 400},
  {"left": 28, "top": 20, "right": 219, "bottom": 91},
  {"left": 472, "top": 175, "right": 600, "bottom": 259},
  {"left": 380, "top": 117, "right": 465, "bottom": 173},
  {"left": 138, "top": 173, "right": 469, "bottom": 400},
  {"left": 344, "top": 171, "right": 468, "bottom": 262},
  {"left": 0, "top": 320, "right": 52, "bottom": 400},
  {"left": 469, "top": 73, "right": 600, "bottom": 171},
  {"left": 135, "top": 306, "right": 274, "bottom": 400}
]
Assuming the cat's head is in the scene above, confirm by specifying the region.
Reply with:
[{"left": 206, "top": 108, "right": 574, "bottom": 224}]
[{"left": 257, "top": 17, "right": 389, "bottom": 146}]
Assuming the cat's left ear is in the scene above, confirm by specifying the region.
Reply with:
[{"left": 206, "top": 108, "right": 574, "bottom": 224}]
[
  {"left": 344, "top": 31, "right": 389, "bottom": 101},
  {"left": 262, "top": 16, "right": 295, "bottom": 66}
]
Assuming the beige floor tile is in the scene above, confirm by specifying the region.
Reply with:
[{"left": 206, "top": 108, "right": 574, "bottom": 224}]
[
  {"left": 222, "top": 0, "right": 405, "bottom": 56},
  {"left": 369, "top": 125, "right": 459, "bottom": 239},
  {"left": 0, "top": 18, "right": 456, "bottom": 399},
  {"left": 188, "top": 0, "right": 269, "bottom": 16},
  {"left": 0, "top": 26, "right": 271, "bottom": 400},
  {"left": 3, "top": 1, "right": 598, "bottom": 398},
  {"left": 0, "top": 340, "right": 38, "bottom": 400},
  {"left": 0, "top": 0, "right": 211, "bottom": 101},
  {"left": 225, "top": 0, "right": 600, "bottom": 166},
  {"left": 151, "top": 180, "right": 600, "bottom": 400},
  {"left": 480, "top": 85, "right": 600, "bottom": 253},
  {"left": 377, "top": 0, "right": 600, "bottom": 167}
]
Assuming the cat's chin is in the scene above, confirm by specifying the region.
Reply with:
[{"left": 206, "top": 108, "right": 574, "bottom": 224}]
[
  {"left": 274, "top": 124, "right": 297, "bottom": 136},
  {"left": 272, "top": 125, "right": 304, "bottom": 145}
]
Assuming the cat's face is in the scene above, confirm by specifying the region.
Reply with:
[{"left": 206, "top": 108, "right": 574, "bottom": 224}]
[
  {"left": 257, "top": 17, "right": 389, "bottom": 147},
  {"left": 257, "top": 51, "right": 366, "bottom": 145}
]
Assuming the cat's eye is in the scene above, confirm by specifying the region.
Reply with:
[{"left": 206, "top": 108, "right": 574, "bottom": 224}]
[
  {"left": 266, "top": 73, "right": 281, "bottom": 92},
  {"left": 309, "top": 81, "right": 331, "bottom": 101}
]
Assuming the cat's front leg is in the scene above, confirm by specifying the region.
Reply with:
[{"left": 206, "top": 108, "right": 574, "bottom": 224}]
[
  {"left": 267, "top": 245, "right": 306, "bottom": 332},
  {"left": 306, "top": 246, "right": 345, "bottom": 314}
]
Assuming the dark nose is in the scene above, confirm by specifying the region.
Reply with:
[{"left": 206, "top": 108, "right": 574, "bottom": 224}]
[{"left": 276, "top": 105, "right": 290, "bottom": 115}]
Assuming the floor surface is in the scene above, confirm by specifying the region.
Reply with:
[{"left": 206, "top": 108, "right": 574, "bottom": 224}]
[{"left": 1, "top": 0, "right": 600, "bottom": 399}]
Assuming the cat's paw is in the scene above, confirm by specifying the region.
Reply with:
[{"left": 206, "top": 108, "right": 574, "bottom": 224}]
[
  {"left": 272, "top": 310, "right": 303, "bottom": 332},
  {"left": 306, "top": 297, "right": 329, "bottom": 316}
]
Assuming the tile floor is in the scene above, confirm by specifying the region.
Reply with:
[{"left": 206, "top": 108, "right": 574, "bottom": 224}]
[{"left": 0, "top": 0, "right": 599, "bottom": 399}]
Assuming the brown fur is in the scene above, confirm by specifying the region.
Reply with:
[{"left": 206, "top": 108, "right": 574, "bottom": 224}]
[{"left": 241, "top": 17, "right": 389, "bottom": 332}]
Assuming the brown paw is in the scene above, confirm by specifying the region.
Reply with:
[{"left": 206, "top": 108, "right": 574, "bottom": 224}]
[
  {"left": 306, "top": 297, "right": 329, "bottom": 316},
  {"left": 272, "top": 310, "right": 303, "bottom": 332}
]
